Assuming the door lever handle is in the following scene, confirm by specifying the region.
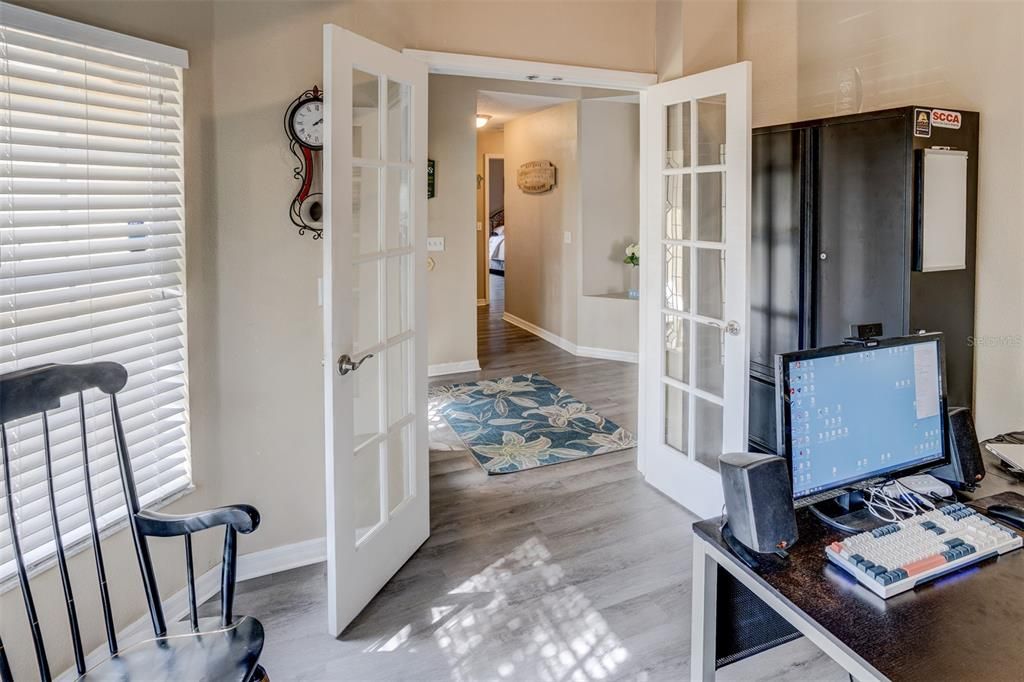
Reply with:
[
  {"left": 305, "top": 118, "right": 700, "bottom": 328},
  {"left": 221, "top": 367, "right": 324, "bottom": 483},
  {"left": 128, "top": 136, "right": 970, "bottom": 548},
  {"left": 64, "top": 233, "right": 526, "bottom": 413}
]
[{"left": 337, "top": 353, "right": 373, "bottom": 376}]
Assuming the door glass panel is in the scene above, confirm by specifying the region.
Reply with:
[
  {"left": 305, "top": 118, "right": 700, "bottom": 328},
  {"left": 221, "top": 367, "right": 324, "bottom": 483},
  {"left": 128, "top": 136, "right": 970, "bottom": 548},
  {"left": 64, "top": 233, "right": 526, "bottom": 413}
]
[
  {"left": 386, "top": 339, "right": 411, "bottom": 427},
  {"left": 385, "top": 167, "right": 411, "bottom": 250},
  {"left": 388, "top": 424, "right": 412, "bottom": 513},
  {"left": 353, "top": 444, "right": 382, "bottom": 543},
  {"left": 696, "top": 172, "right": 725, "bottom": 242},
  {"left": 694, "top": 322, "right": 724, "bottom": 397},
  {"left": 353, "top": 167, "right": 380, "bottom": 255},
  {"left": 664, "top": 315, "right": 689, "bottom": 384},
  {"left": 663, "top": 244, "right": 690, "bottom": 312},
  {"left": 694, "top": 248, "right": 724, "bottom": 319},
  {"left": 665, "top": 101, "right": 691, "bottom": 169},
  {"left": 664, "top": 385, "right": 689, "bottom": 454},
  {"left": 694, "top": 396, "right": 724, "bottom": 471},
  {"left": 386, "top": 255, "right": 410, "bottom": 338},
  {"left": 353, "top": 259, "right": 382, "bottom": 353},
  {"left": 386, "top": 80, "right": 410, "bottom": 163},
  {"left": 352, "top": 69, "right": 379, "bottom": 160},
  {"left": 664, "top": 174, "right": 691, "bottom": 240},
  {"left": 353, "top": 352, "right": 383, "bottom": 450},
  {"left": 697, "top": 94, "right": 726, "bottom": 166}
]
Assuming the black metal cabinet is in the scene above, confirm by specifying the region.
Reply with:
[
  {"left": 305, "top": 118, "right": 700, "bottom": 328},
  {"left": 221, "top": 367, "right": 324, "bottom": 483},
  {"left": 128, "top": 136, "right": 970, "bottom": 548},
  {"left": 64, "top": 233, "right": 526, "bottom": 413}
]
[{"left": 748, "top": 106, "right": 979, "bottom": 453}]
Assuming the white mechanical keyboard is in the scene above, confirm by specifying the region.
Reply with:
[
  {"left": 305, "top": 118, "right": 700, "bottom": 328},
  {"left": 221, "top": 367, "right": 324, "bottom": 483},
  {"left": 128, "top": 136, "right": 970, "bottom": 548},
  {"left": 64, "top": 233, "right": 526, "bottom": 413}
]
[{"left": 825, "top": 503, "right": 1023, "bottom": 598}]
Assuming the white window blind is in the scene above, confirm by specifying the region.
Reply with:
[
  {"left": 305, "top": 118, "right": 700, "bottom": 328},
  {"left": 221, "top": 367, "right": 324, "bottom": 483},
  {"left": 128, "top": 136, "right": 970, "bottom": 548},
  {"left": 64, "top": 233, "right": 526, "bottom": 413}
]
[{"left": 0, "top": 3, "right": 191, "bottom": 582}]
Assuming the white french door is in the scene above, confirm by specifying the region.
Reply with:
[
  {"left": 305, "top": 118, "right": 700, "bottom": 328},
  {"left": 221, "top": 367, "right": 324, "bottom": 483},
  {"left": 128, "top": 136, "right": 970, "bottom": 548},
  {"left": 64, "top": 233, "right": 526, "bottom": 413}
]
[
  {"left": 639, "top": 62, "right": 752, "bottom": 519},
  {"left": 322, "top": 26, "right": 429, "bottom": 635}
]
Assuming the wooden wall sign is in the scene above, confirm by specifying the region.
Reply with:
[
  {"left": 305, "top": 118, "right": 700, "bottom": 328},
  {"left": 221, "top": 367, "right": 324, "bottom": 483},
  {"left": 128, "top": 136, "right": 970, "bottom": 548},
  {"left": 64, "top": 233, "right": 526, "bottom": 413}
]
[{"left": 517, "top": 160, "right": 556, "bottom": 193}]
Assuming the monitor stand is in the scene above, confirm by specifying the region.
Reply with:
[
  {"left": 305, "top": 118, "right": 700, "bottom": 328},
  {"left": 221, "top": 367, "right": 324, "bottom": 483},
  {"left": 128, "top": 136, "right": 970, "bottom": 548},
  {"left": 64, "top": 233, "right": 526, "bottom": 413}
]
[{"left": 810, "top": 489, "right": 888, "bottom": 534}]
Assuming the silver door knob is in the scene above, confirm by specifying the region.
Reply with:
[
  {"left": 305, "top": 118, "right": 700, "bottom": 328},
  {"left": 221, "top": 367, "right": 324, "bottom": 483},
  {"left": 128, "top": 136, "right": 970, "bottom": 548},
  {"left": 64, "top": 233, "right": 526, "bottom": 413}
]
[
  {"left": 337, "top": 353, "right": 373, "bottom": 376},
  {"left": 725, "top": 320, "right": 741, "bottom": 336}
]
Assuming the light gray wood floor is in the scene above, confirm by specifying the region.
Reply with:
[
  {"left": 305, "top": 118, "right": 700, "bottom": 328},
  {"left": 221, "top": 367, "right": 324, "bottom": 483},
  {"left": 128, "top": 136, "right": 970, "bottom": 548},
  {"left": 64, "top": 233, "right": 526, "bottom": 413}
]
[{"left": 217, "top": 293, "right": 845, "bottom": 680}]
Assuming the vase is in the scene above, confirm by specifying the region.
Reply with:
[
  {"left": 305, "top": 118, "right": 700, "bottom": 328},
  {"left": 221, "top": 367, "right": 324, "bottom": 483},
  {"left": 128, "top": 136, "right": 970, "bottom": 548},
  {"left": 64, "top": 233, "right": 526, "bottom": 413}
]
[{"left": 628, "top": 266, "right": 639, "bottom": 299}]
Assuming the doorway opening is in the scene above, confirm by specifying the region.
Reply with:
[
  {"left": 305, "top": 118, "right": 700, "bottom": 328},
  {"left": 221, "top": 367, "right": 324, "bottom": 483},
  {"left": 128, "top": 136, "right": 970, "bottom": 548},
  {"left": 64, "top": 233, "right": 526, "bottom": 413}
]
[
  {"left": 323, "top": 36, "right": 752, "bottom": 637},
  {"left": 484, "top": 153, "right": 505, "bottom": 307}
]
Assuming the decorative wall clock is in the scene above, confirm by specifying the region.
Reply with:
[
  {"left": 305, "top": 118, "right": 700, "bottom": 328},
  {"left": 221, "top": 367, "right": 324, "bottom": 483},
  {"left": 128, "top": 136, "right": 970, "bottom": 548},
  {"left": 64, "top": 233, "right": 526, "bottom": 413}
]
[{"left": 284, "top": 86, "right": 324, "bottom": 239}]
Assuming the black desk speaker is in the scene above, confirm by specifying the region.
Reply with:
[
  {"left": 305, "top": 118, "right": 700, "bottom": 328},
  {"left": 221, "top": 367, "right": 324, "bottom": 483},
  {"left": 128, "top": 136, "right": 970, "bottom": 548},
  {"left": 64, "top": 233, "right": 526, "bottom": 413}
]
[
  {"left": 720, "top": 452, "right": 798, "bottom": 553},
  {"left": 930, "top": 406, "right": 986, "bottom": 491}
]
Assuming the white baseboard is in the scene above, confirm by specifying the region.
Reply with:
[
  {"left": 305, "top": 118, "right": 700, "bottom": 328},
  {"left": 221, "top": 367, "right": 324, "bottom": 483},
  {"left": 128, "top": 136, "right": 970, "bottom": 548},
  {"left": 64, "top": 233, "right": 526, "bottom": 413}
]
[
  {"left": 576, "top": 345, "right": 639, "bottom": 364},
  {"left": 236, "top": 535, "right": 326, "bottom": 582},
  {"left": 65, "top": 537, "right": 326, "bottom": 680},
  {"left": 502, "top": 312, "right": 576, "bottom": 354},
  {"left": 502, "top": 312, "right": 638, "bottom": 364},
  {"left": 428, "top": 359, "right": 481, "bottom": 377},
  {"left": 477, "top": 298, "right": 487, "bottom": 306}
]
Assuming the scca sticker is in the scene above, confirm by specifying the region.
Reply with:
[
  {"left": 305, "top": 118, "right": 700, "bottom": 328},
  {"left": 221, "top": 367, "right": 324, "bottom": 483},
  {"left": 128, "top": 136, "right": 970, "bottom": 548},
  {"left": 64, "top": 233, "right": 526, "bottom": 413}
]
[{"left": 931, "top": 109, "right": 962, "bottom": 129}]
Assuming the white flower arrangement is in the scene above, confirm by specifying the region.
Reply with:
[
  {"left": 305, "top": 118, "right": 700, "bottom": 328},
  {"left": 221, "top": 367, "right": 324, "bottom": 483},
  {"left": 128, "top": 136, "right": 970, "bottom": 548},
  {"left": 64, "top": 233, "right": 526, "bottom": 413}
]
[{"left": 623, "top": 242, "right": 639, "bottom": 267}]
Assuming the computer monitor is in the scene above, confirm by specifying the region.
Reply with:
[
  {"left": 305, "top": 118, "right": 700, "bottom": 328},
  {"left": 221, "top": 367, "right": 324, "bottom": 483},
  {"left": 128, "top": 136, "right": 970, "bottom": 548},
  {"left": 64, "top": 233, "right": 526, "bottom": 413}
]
[{"left": 776, "top": 333, "right": 950, "bottom": 501}]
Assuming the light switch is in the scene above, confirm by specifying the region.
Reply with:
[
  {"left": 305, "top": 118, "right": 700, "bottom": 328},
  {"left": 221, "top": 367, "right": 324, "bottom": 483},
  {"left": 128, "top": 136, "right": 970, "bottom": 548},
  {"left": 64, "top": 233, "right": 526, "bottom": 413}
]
[
  {"left": 477, "top": 222, "right": 483, "bottom": 232},
  {"left": 427, "top": 237, "right": 445, "bottom": 252},
  {"left": 564, "top": 231, "right": 572, "bottom": 244}
]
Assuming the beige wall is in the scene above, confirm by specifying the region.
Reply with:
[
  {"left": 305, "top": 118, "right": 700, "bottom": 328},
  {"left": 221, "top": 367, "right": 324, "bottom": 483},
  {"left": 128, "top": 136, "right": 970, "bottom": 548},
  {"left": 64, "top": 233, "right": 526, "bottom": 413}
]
[
  {"left": 427, "top": 75, "right": 480, "bottom": 366},
  {"left": 578, "top": 100, "right": 640, "bottom": 356},
  {"left": 476, "top": 129, "right": 505, "bottom": 301},
  {"left": 739, "top": 0, "right": 1024, "bottom": 438},
  {"left": 2, "top": 2, "right": 657, "bottom": 678},
  {"left": 504, "top": 102, "right": 581, "bottom": 343},
  {"left": 656, "top": 0, "right": 685, "bottom": 81},
  {"left": 580, "top": 101, "right": 640, "bottom": 296},
  {"left": 656, "top": 0, "right": 738, "bottom": 80}
]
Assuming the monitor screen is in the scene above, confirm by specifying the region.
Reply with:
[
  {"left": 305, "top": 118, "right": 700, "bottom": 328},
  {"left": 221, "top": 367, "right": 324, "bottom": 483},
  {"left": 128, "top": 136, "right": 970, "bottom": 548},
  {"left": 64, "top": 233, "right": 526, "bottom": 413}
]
[{"left": 776, "top": 334, "right": 949, "bottom": 499}]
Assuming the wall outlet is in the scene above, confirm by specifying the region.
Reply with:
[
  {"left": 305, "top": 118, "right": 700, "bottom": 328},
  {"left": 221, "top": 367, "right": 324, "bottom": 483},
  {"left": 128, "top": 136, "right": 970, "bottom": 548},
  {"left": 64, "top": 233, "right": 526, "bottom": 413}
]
[
  {"left": 427, "top": 237, "right": 445, "bottom": 252},
  {"left": 477, "top": 222, "right": 483, "bottom": 232},
  {"left": 563, "top": 231, "right": 572, "bottom": 244}
]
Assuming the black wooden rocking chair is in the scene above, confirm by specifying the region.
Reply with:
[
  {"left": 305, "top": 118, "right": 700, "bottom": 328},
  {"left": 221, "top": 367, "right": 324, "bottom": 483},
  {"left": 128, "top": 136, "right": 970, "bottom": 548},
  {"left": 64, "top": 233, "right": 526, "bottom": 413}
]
[{"left": 0, "top": 362, "right": 266, "bottom": 681}]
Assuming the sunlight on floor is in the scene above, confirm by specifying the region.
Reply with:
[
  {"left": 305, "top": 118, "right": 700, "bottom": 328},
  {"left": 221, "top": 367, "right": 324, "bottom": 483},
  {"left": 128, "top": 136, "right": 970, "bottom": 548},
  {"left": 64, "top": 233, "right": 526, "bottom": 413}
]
[
  {"left": 428, "top": 395, "right": 463, "bottom": 451},
  {"left": 434, "top": 536, "right": 629, "bottom": 681}
]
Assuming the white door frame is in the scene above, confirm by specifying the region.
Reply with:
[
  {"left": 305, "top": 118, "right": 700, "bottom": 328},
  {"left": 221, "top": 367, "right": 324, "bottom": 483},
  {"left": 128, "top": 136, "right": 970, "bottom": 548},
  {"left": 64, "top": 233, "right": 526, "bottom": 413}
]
[
  {"left": 403, "top": 50, "right": 657, "bottom": 91},
  {"left": 482, "top": 152, "right": 504, "bottom": 302},
  {"left": 405, "top": 49, "right": 659, "bottom": 473}
]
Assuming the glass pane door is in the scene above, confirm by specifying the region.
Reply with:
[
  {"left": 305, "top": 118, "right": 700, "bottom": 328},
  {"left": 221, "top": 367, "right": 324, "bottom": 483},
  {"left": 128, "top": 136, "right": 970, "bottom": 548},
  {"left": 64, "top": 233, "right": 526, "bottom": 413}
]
[
  {"left": 350, "top": 69, "right": 416, "bottom": 544},
  {"left": 323, "top": 24, "right": 428, "bottom": 636},
  {"left": 661, "top": 94, "right": 728, "bottom": 472},
  {"left": 642, "top": 62, "right": 751, "bottom": 519}
]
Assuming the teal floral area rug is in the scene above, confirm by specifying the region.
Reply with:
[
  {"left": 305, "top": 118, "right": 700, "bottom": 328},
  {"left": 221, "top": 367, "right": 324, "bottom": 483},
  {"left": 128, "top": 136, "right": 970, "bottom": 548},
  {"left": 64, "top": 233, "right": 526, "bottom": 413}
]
[{"left": 429, "top": 374, "right": 637, "bottom": 474}]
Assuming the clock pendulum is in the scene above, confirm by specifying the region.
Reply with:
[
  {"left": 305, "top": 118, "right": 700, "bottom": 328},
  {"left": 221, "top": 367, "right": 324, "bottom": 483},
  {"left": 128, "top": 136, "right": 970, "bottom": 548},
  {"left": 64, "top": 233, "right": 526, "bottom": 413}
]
[{"left": 284, "top": 86, "right": 324, "bottom": 238}]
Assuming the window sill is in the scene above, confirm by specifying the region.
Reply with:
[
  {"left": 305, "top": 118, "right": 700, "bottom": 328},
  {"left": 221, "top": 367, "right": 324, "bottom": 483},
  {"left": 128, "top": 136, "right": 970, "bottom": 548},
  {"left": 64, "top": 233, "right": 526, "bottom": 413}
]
[{"left": 0, "top": 482, "right": 195, "bottom": 595}]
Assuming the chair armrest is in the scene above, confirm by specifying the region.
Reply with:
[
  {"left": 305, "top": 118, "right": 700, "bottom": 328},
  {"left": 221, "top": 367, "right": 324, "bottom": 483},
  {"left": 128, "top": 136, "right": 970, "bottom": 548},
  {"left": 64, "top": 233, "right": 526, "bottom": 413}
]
[{"left": 135, "top": 504, "right": 261, "bottom": 537}]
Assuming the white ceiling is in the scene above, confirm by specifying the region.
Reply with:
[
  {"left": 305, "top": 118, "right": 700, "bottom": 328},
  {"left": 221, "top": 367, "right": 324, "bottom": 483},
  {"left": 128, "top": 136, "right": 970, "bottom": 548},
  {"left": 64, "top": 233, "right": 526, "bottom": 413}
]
[{"left": 476, "top": 90, "right": 570, "bottom": 130}]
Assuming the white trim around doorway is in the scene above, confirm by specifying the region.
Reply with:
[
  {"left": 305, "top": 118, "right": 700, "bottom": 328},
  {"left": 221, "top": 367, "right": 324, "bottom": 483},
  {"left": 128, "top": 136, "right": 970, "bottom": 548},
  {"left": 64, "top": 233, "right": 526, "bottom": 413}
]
[{"left": 402, "top": 50, "right": 657, "bottom": 91}]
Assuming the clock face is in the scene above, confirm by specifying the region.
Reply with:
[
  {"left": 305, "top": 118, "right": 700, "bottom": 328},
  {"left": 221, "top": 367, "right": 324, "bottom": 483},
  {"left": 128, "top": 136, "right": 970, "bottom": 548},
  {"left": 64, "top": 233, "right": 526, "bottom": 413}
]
[{"left": 290, "top": 99, "right": 324, "bottom": 149}]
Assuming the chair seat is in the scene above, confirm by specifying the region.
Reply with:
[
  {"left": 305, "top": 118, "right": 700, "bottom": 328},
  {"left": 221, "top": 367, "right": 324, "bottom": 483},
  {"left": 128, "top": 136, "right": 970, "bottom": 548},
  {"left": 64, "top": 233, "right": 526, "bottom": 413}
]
[{"left": 79, "top": 616, "right": 264, "bottom": 682}]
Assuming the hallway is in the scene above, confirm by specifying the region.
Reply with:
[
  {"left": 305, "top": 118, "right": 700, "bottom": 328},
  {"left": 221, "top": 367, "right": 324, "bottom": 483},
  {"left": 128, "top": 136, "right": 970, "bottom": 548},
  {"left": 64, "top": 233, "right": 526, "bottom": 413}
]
[{"left": 222, "top": 303, "right": 843, "bottom": 680}]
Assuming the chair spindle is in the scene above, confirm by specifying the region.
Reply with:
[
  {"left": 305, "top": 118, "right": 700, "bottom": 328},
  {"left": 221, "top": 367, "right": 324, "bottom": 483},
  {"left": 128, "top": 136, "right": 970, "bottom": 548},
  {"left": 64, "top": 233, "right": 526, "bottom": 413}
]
[
  {"left": 0, "top": 634, "right": 13, "bottom": 682},
  {"left": 78, "top": 392, "right": 118, "bottom": 655},
  {"left": 110, "top": 394, "right": 167, "bottom": 637},
  {"left": 41, "top": 411, "right": 87, "bottom": 675},
  {"left": 184, "top": 534, "right": 199, "bottom": 632},
  {"left": 1, "top": 424, "right": 51, "bottom": 681},
  {"left": 221, "top": 526, "right": 238, "bottom": 627}
]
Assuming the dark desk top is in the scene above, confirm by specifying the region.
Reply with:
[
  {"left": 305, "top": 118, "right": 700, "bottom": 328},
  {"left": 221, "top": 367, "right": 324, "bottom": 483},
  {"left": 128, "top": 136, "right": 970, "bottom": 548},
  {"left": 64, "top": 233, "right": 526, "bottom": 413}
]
[{"left": 694, "top": 464, "right": 1024, "bottom": 681}]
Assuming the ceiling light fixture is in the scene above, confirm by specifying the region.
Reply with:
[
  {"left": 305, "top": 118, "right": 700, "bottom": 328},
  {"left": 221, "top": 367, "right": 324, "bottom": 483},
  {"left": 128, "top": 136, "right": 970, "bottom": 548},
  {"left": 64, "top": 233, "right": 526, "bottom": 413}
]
[{"left": 476, "top": 114, "right": 492, "bottom": 129}]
